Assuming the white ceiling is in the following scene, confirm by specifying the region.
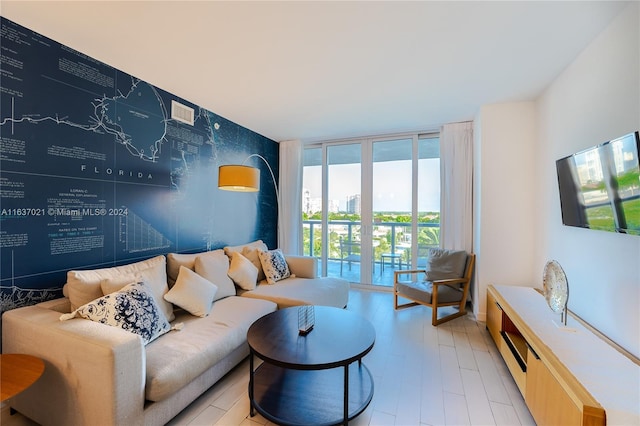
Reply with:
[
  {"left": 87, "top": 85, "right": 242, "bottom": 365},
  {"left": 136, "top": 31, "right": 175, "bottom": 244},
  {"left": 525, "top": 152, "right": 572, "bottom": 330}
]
[{"left": 1, "top": 1, "right": 629, "bottom": 142}]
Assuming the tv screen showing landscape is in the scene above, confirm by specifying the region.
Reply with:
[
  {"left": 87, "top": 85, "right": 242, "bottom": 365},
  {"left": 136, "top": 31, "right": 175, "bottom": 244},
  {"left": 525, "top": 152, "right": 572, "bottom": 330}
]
[{"left": 556, "top": 131, "right": 640, "bottom": 235}]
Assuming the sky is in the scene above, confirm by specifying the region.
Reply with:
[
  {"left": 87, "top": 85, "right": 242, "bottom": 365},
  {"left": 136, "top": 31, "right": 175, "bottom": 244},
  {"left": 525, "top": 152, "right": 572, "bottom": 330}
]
[{"left": 303, "top": 158, "right": 440, "bottom": 212}]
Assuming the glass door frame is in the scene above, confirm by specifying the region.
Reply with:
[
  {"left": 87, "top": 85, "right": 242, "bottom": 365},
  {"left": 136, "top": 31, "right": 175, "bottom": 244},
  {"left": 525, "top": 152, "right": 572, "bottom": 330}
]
[{"left": 308, "top": 130, "right": 439, "bottom": 286}]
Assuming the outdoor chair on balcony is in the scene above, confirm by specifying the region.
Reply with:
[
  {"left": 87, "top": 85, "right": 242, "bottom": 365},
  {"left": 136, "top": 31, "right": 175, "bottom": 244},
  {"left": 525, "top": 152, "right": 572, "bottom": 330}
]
[
  {"left": 339, "top": 237, "right": 361, "bottom": 276},
  {"left": 394, "top": 248, "right": 475, "bottom": 326},
  {"left": 380, "top": 251, "right": 404, "bottom": 273}
]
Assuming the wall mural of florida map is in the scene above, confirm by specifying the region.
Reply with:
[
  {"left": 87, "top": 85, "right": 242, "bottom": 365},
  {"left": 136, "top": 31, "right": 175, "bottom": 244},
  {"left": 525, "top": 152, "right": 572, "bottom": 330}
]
[{"left": 0, "top": 17, "right": 279, "bottom": 312}]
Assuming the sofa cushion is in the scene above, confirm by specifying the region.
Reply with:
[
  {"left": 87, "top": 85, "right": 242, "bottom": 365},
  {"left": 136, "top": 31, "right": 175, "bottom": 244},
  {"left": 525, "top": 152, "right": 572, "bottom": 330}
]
[
  {"left": 284, "top": 255, "right": 318, "bottom": 279},
  {"left": 164, "top": 266, "right": 218, "bottom": 317},
  {"left": 167, "top": 250, "right": 223, "bottom": 286},
  {"left": 193, "top": 252, "right": 236, "bottom": 300},
  {"left": 223, "top": 239, "right": 267, "bottom": 255},
  {"left": 227, "top": 251, "right": 258, "bottom": 290},
  {"left": 239, "top": 276, "right": 349, "bottom": 309},
  {"left": 60, "top": 281, "right": 171, "bottom": 345},
  {"left": 64, "top": 255, "right": 174, "bottom": 322},
  {"left": 258, "top": 249, "right": 291, "bottom": 284},
  {"left": 144, "top": 296, "right": 277, "bottom": 402},
  {"left": 100, "top": 273, "right": 139, "bottom": 295},
  {"left": 166, "top": 253, "right": 196, "bottom": 287}
]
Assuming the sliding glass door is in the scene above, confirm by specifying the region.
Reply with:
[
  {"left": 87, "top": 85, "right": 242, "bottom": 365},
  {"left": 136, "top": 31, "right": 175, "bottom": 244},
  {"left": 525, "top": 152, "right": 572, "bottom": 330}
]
[
  {"left": 327, "top": 144, "right": 363, "bottom": 282},
  {"left": 302, "top": 132, "right": 439, "bottom": 287},
  {"left": 372, "top": 138, "right": 413, "bottom": 280}
]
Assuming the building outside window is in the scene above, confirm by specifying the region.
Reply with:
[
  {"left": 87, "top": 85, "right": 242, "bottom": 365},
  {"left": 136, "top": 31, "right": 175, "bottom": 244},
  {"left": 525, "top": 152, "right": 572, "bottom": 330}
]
[{"left": 302, "top": 132, "right": 440, "bottom": 287}]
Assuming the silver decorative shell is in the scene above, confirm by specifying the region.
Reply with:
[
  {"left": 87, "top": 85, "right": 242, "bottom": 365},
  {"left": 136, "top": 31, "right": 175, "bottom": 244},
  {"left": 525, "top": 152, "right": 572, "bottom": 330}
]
[{"left": 543, "top": 260, "right": 568, "bottom": 313}]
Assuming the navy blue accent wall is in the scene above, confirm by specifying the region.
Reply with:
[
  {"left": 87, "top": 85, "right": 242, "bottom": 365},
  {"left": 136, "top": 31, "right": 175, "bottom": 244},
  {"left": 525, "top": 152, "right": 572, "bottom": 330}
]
[{"left": 0, "top": 17, "right": 278, "bottom": 312}]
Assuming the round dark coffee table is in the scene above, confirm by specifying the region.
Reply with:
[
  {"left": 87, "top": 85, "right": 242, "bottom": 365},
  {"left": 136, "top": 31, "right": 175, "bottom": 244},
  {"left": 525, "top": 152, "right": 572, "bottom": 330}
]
[{"left": 247, "top": 306, "right": 375, "bottom": 426}]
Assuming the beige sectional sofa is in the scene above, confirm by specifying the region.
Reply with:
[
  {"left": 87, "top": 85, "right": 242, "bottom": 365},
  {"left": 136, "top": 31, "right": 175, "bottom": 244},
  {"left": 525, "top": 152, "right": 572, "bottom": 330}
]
[{"left": 2, "top": 241, "right": 349, "bottom": 425}]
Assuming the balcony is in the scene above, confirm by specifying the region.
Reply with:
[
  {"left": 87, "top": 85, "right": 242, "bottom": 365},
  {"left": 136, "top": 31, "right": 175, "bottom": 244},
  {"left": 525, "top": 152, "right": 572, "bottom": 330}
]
[{"left": 302, "top": 220, "right": 440, "bottom": 287}]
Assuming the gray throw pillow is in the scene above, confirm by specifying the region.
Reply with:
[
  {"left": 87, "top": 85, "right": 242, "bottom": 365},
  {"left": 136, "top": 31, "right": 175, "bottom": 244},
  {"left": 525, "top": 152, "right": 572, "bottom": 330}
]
[{"left": 424, "top": 248, "right": 468, "bottom": 281}]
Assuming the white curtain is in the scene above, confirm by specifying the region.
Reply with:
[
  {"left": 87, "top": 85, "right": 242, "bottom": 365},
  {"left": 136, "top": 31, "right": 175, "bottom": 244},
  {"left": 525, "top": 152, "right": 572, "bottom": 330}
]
[
  {"left": 278, "top": 139, "right": 303, "bottom": 254},
  {"left": 440, "top": 121, "right": 474, "bottom": 253}
]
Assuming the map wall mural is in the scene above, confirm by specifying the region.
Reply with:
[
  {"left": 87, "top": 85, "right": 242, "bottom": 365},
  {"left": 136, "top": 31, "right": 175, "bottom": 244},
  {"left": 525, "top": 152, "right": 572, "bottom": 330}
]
[{"left": 0, "top": 17, "right": 279, "bottom": 312}]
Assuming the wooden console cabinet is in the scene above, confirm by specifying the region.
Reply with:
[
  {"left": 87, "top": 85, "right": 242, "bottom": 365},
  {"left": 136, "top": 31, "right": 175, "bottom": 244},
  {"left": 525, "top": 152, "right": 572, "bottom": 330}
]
[{"left": 487, "top": 285, "right": 639, "bottom": 426}]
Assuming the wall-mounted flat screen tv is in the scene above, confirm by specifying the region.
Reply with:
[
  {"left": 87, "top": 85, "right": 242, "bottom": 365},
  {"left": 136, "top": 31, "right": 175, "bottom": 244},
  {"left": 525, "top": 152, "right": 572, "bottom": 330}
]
[{"left": 556, "top": 131, "right": 640, "bottom": 235}]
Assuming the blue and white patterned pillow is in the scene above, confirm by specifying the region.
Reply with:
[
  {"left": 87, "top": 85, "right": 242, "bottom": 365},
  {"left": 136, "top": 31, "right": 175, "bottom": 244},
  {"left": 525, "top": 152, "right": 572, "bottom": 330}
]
[
  {"left": 60, "top": 281, "right": 171, "bottom": 345},
  {"left": 258, "top": 249, "right": 291, "bottom": 284}
]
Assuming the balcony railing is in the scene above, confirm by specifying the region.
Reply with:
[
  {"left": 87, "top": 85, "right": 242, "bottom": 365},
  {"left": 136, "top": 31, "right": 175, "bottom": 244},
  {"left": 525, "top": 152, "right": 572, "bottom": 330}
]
[{"left": 302, "top": 219, "right": 440, "bottom": 284}]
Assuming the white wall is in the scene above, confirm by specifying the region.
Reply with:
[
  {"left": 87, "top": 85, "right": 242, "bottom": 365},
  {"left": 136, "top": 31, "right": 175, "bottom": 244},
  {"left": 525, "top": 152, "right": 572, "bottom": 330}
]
[
  {"left": 473, "top": 102, "right": 538, "bottom": 321},
  {"left": 535, "top": 3, "right": 640, "bottom": 358},
  {"left": 475, "top": 3, "right": 639, "bottom": 358}
]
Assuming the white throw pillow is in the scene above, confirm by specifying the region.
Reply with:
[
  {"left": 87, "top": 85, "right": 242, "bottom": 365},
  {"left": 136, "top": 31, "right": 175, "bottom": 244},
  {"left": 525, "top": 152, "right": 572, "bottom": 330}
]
[
  {"left": 60, "top": 281, "right": 171, "bottom": 345},
  {"left": 241, "top": 246, "right": 266, "bottom": 282},
  {"left": 227, "top": 252, "right": 258, "bottom": 290},
  {"left": 194, "top": 251, "right": 236, "bottom": 300},
  {"left": 163, "top": 266, "right": 218, "bottom": 317},
  {"left": 258, "top": 249, "right": 291, "bottom": 284}
]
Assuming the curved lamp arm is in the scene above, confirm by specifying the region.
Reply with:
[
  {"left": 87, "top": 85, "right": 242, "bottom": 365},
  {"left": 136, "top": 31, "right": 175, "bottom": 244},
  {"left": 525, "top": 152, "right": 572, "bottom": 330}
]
[{"left": 242, "top": 154, "right": 280, "bottom": 209}]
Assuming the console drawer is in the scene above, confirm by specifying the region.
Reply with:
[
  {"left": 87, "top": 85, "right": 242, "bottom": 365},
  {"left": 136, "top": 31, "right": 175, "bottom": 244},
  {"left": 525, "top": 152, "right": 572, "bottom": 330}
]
[{"left": 499, "top": 330, "right": 527, "bottom": 395}]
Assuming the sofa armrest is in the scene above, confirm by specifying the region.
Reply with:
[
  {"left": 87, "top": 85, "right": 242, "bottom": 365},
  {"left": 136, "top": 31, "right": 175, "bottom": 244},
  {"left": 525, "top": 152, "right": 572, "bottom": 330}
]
[
  {"left": 285, "top": 255, "right": 317, "bottom": 279},
  {"left": 2, "top": 302, "right": 145, "bottom": 426}
]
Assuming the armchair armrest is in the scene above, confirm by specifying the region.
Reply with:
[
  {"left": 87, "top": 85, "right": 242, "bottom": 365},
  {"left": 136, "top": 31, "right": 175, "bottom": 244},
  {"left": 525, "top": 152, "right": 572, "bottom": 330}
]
[
  {"left": 285, "top": 255, "right": 318, "bottom": 279},
  {"left": 2, "top": 301, "right": 145, "bottom": 425},
  {"left": 394, "top": 269, "right": 427, "bottom": 276},
  {"left": 394, "top": 270, "right": 467, "bottom": 290},
  {"left": 393, "top": 269, "right": 426, "bottom": 283},
  {"left": 431, "top": 277, "right": 467, "bottom": 287},
  {"left": 394, "top": 270, "right": 466, "bottom": 284}
]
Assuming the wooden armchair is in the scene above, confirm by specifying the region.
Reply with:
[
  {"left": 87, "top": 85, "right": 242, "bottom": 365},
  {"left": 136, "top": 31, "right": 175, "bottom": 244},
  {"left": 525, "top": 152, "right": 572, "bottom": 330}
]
[{"left": 393, "top": 251, "right": 475, "bottom": 326}]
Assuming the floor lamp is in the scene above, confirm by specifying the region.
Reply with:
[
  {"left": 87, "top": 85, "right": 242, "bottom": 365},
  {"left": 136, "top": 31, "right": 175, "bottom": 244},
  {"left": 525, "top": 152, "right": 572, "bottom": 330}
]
[{"left": 218, "top": 154, "right": 281, "bottom": 246}]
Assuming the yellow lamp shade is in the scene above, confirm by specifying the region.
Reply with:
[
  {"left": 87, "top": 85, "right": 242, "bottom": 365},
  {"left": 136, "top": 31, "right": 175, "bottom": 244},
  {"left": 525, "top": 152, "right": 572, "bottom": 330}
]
[{"left": 218, "top": 165, "right": 260, "bottom": 192}]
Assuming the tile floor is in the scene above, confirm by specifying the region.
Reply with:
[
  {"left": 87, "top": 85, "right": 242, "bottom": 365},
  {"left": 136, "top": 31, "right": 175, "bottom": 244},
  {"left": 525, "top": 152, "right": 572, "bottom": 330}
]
[
  {"left": 167, "top": 289, "right": 535, "bottom": 426},
  {"left": 3, "top": 288, "right": 536, "bottom": 426}
]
